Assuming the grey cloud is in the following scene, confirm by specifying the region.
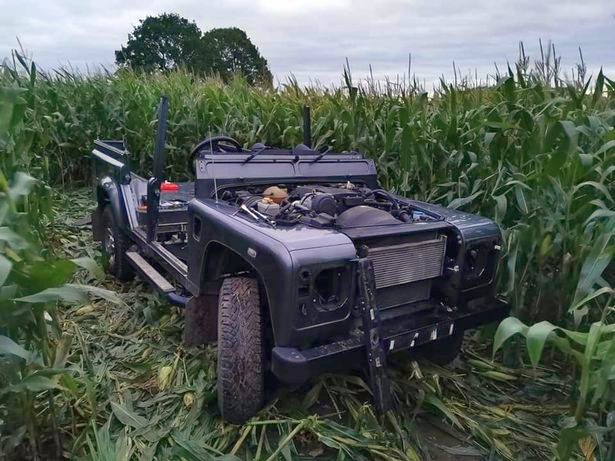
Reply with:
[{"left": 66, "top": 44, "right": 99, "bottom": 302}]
[{"left": 1, "top": 0, "right": 613, "bottom": 85}]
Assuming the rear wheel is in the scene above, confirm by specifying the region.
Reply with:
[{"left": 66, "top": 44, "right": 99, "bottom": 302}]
[
  {"left": 101, "top": 206, "right": 134, "bottom": 281},
  {"left": 419, "top": 331, "right": 464, "bottom": 365},
  {"left": 216, "top": 277, "right": 265, "bottom": 423}
]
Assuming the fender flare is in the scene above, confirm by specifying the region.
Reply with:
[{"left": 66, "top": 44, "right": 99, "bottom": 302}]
[
  {"left": 96, "top": 177, "right": 130, "bottom": 232},
  {"left": 199, "top": 240, "right": 275, "bottom": 336}
]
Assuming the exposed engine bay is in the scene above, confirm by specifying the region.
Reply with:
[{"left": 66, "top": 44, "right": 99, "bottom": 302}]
[{"left": 219, "top": 182, "right": 440, "bottom": 229}]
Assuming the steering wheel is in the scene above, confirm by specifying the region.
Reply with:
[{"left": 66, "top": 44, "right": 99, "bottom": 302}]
[{"left": 189, "top": 136, "right": 244, "bottom": 174}]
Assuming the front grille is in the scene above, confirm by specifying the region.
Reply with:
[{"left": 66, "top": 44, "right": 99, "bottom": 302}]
[{"left": 367, "top": 236, "right": 447, "bottom": 289}]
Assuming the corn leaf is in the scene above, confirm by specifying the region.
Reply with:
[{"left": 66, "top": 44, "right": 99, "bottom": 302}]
[{"left": 0, "top": 335, "right": 30, "bottom": 360}]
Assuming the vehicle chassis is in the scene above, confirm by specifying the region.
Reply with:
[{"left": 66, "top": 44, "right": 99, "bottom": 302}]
[{"left": 91, "top": 99, "right": 509, "bottom": 421}]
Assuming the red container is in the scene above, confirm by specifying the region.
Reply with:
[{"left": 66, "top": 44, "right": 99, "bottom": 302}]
[{"left": 161, "top": 181, "right": 179, "bottom": 192}]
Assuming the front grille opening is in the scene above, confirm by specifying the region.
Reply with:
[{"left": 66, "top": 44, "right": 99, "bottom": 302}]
[
  {"left": 313, "top": 267, "right": 349, "bottom": 312},
  {"left": 463, "top": 243, "right": 497, "bottom": 288}
]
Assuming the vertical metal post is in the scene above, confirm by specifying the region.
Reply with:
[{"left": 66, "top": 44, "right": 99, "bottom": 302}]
[
  {"left": 147, "top": 96, "right": 168, "bottom": 241},
  {"left": 302, "top": 105, "right": 311, "bottom": 148},
  {"left": 357, "top": 257, "right": 393, "bottom": 416},
  {"left": 152, "top": 96, "right": 168, "bottom": 181}
]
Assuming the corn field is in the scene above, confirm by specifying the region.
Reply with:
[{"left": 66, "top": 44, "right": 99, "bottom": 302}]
[{"left": 1, "top": 48, "right": 614, "bottom": 459}]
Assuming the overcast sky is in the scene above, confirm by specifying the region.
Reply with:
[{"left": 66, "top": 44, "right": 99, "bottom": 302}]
[{"left": 1, "top": 0, "right": 614, "bottom": 87}]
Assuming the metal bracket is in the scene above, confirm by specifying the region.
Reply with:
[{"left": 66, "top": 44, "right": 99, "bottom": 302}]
[
  {"left": 147, "top": 96, "right": 169, "bottom": 241},
  {"left": 357, "top": 257, "right": 393, "bottom": 415}
]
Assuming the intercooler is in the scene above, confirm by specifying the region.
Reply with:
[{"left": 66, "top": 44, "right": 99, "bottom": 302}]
[{"left": 367, "top": 235, "right": 447, "bottom": 290}]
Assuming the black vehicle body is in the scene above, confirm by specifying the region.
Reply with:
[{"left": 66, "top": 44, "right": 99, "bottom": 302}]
[{"left": 92, "top": 102, "right": 508, "bottom": 418}]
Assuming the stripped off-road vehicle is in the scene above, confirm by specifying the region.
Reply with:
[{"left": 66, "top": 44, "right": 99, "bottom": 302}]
[{"left": 92, "top": 98, "right": 508, "bottom": 423}]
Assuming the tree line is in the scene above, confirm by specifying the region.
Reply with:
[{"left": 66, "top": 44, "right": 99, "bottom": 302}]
[{"left": 115, "top": 13, "right": 272, "bottom": 85}]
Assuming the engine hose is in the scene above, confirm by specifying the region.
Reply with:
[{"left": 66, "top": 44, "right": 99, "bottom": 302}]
[
  {"left": 372, "top": 189, "right": 400, "bottom": 209},
  {"left": 278, "top": 201, "right": 293, "bottom": 214},
  {"left": 242, "top": 195, "right": 261, "bottom": 208}
]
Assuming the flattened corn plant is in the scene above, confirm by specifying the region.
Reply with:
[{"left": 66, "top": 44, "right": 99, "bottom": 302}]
[{"left": 37, "top": 189, "right": 575, "bottom": 461}]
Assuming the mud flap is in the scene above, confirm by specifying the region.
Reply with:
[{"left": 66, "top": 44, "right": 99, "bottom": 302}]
[
  {"left": 91, "top": 208, "right": 104, "bottom": 242},
  {"left": 183, "top": 288, "right": 219, "bottom": 346},
  {"left": 357, "top": 257, "right": 393, "bottom": 415}
]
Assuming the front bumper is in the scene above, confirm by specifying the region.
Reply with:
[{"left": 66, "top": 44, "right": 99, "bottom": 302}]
[{"left": 271, "top": 298, "right": 509, "bottom": 384}]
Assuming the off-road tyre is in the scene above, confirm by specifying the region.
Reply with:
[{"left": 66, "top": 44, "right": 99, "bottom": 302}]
[
  {"left": 101, "top": 206, "right": 134, "bottom": 281},
  {"left": 217, "top": 277, "right": 265, "bottom": 423},
  {"left": 420, "top": 331, "right": 464, "bottom": 366}
]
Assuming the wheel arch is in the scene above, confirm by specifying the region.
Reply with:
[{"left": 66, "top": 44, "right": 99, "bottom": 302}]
[
  {"left": 200, "top": 241, "right": 273, "bottom": 331},
  {"left": 94, "top": 178, "right": 129, "bottom": 235}
]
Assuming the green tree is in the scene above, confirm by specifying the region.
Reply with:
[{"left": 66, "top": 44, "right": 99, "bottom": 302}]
[
  {"left": 115, "top": 13, "right": 202, "bottom": 72},
  {"left": 115, "top": 16, "right": 273, "bottom": 85},
  {"left": 200, "top": 28, "right": 273, "bottom": 85}
]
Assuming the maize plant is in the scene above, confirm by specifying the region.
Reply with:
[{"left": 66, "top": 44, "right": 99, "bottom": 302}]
[{"left": 0, "top": 45, "right": 614, "bottom": 459}]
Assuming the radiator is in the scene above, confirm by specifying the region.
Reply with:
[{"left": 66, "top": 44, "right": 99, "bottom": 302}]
[{"left": 367, "top": 236, "right": 447, "bottom": 289}]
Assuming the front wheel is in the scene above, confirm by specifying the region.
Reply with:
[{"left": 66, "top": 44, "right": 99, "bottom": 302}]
[{"left": 216, "top": 277, "right": 265, "bottom": 423}]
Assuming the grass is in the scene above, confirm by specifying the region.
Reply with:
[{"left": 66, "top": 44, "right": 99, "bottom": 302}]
[{"left": 49, "top": 188, "right": 569, "bottom": 460}]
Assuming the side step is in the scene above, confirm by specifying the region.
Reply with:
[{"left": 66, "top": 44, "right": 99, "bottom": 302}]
[{"left": 126, "top": 251, "right": 175, "bottom": 293}]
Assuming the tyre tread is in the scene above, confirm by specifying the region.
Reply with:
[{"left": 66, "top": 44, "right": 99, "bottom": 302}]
[{"left": 217, "top": 277, "right": 264, "bottom": 423}]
